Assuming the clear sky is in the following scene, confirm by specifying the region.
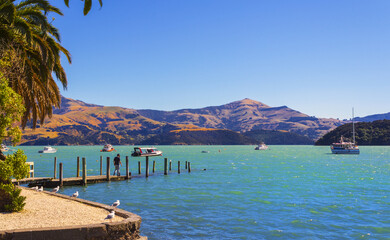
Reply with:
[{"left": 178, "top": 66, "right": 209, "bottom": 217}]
[{"left": 54, "top": 0, "right": 390, "bottom": 120}]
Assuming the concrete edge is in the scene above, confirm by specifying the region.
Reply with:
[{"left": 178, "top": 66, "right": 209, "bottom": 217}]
[{"left": 0, "top": 187, "right": 146, "bottom": 240}]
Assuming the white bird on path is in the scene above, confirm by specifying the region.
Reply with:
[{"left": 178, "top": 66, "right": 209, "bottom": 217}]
[
  {"left": 111, "top": 200, "right": 120, "bottom": 208},
  {"left": 31, "top": 186, "right": 38, "bottom": 190},
  {"left": 38, "top": 186, "right": 43, "bottom": 192},
  {"left": 51, "top": 186, "right": 59, "bottom": 193},
  {"left": 104, "top": 211, "right": 115, "bottom": 222},
  {"left": 71, "top": 191, "right": 79, "bottom": 198}
]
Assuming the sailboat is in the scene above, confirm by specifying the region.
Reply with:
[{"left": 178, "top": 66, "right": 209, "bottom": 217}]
[{"left": 330, "top": 108, "right": 360, "bottom": 154}]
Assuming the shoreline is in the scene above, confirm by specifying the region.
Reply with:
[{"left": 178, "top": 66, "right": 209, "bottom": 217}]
[{"left": 0, "top": 187, "right": 145, "bottom": 239}]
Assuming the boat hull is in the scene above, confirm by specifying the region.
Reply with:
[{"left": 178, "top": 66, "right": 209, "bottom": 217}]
[{"left": 331, "top": 149, "right": 360, "bottom": 154}]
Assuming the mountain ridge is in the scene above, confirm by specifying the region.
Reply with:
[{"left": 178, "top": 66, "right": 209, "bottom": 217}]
[{"left": 20, "top": 96, "right": 343, "bottom": 145}]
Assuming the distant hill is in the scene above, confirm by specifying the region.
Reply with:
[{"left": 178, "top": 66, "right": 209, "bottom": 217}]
[
  {"left": 137, "top": 98, "right": 342, "bottom": 140},
  {"left": 243, "top": 130, "right": 314, "bottom": 145},
  {"left": 140, "top": 129, "right": 256, "bottom": 145},
  {"left": 315, "top": 120, "right": 390, "bottom": 145},
  {"left": 20, "top": 96, "right": 343, "bottom": 145},
  {"left": 354, "top": 112, "right": 390, "bottom": 122},
  {"left": 21, "top": 97, "right": 200, "bottom": 145}
]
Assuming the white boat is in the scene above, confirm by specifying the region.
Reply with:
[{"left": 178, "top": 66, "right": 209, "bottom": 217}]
[
  {"left": 131, "top": 147, "right": 162, "bottom": 157},
  {"left": 331, "top": 108, "right": 360, "bottom": 154},
  {"left": 101, "top": 144, "right": 115, "bottom": 152},
  {"left": 38, "top": 146, "right": 57, "bottom": 153},
  {"left": 1, "top": 144, "right": 9, "bottom": 152},
  {"left": 255, "top": 143, "right": 268, "bottom": 150}
]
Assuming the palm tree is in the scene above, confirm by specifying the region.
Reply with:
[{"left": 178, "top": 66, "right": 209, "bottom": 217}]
[{"left": 0, "top": 0, "right": 71, "bottom": 128}]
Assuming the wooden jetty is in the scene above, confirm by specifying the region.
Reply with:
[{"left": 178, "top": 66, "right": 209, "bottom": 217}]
[{"left": 13, "top": 156, "right": 193, "bottom": 188}]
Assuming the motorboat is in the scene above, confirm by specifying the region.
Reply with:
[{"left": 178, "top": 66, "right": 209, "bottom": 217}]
[
  {"left": 201, "top": 150, "right": 210, "bottom": 153},
  {"left": 255, "top": 143, "right": 268, "bottom": 150},
  {"left": 1, "top": 144, "right": 9, "bottom": 152},
  {"left": 331, "top": 108, "right": 360, "bottom": 154},
  {"left": 101, "top": 144, "right": 115, "bottom": 152},
  {"left": 131, "top": 147, "right": 162, "bottom": 157},
  {"left": 38, "top": 146, "right": 57, "bottom": 153}
]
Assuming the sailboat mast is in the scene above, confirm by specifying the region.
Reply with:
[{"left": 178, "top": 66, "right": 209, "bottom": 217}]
[{"left": 352, "top": 107, "right": 355, "bottom": 144}]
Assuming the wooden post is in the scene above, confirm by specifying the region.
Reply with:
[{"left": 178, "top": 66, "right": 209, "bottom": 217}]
[
  {"left": 145, "top": 156, "right": 149, "bottom": 178},
  {"left": 178, "top": 161, "right": 181, "bottom": 174},
  {"left": 106, "top": 157, "right": 110, "bottom": 181},
  {"left": 82, "top": 157, "right": 87, "bottom": 186},
  {"left": 138, "top": 161, "right": 141, "bottom": 174},
  {"left": 188, "top": 162, "right": 191, "bottom": 173},
  {"left": 153, "top": 160, "right": 156, "bottom": 173},
  {"left": 54, "top": 157, "right": 57, "bottom": 179},
  {"left": 76, "top": 156, "right": 80, "bottom": 177},
  {"left": 100, "top": 156, "right": 103, "bottom": 175},
  {"left": 164, "top": 158, "right": 168, "bottom": 175},
  {"left": 169, "top": 160, "right": 172, "bottom": 171},
  {"left": 59, "top": 162, "right": 63, "bottom": 187},
  {"left": 185, "top": 161, "right": 187, "bottom": 169},
  {"left": 126, "top": 156, "right": 129, "bottom": 179}
]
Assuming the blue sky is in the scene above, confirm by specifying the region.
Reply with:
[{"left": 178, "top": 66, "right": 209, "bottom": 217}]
[{"left": 54, "top": 0, "right": 390, "bottom": 119}]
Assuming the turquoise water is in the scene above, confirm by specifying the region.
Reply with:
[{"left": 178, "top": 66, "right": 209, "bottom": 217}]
[{"left": 13, "top": 145, "right": 390, "bottom": 239}]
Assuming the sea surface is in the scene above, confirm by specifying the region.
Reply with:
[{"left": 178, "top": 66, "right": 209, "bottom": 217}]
[{"left": 12, "top": 145, "right": 390, "bottom": 239}]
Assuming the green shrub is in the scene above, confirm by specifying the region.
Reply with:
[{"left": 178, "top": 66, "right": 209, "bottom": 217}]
[{"left": 0, "top": 149, "right": 29, "bottom": 212}]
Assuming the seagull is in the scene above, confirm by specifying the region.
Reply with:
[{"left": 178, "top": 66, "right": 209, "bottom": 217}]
[
  {"left": 37, "top": 186, "right": 43, "bottom": 192},
  {"left": 104, "top": 211, "right": 115, "bottom": 222},
  {"left": 31, "top": 186, "right": 38, "bottom": 190},
  {"left": 51, "top": 186, "right": 60, "bottom": 193},
  {"left": 111, "top": 200, "right": 120, "bottom": 208},
  {"left": 71, "top": 191, "right": 79, "bottom": 198}
]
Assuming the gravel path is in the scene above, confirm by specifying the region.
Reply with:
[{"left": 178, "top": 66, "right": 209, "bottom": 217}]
[{"left": 0, "top": 188, "right": 124, "bottom": 231}]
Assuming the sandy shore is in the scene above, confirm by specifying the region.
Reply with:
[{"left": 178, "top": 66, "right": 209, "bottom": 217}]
[{"left": 0, "top": 188, "right": 124, "bottom": 231}]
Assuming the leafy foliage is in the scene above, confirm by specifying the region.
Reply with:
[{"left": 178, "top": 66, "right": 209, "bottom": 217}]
[
  {"left": 0, "top": 74, "right": 28, "bottom": 212},
  {"left": 64, "top": 0, "right": 103, "bottom": 15},
  {"left": 0, "top": 149, "right": 29, "bottom": 212},
  {"left": 315, "top": 120, "right": 390, "bottom": 145},
  {"left": 0, "top": 73, "right": 24, "bottom": 144},
  {"left": 0, "top": 0, "right": 71, "bottom": 128}
]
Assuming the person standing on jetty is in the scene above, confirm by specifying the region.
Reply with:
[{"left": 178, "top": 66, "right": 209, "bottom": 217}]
[{"left": 113, "top": 154, "right": 122, "bottom": 176}]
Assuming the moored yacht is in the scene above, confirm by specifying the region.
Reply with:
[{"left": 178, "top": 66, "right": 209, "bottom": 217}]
[
  {"left": 331, "top": 136, "right": 359, "bottom": 154},
  {"left": 331, "top": 108, "right": 360, "bottom": 154}
]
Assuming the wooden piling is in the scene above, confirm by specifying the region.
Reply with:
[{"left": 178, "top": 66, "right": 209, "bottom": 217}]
[
  {"left": 59, "top": 162, "right": 63, "bottom": 186},
  {"left": 153, "top": 160, "right": 156, "bottom": 173},
  {"left": 126, "top": 156, "right": 129, "bottom": 179},
  {"left": 106, "top": 157, "right": 110, "bottom": 181},
  {"left": 178, "top": 161, "right": 181, "bottom": 174},
  {"left": 188, "top": 162, "right": 191, "bottom": 173},
  {"left": 146, "top": 156, "right": 149, "bottom": 178},
  {"left": 76, "top": 157, "right": 80, "bottom": 177},
  {"left": 54, "top": 157, "right": 57, "bottom": 179},
  {"left": 82, "top": 157, "right": 87, "bottom": 186},
  {"left": 138, "top": 161, "right": 141, "bottom": 175},
  {"left": 169, "top": 160, "right": 172, "bottom": 171},
  {"left": 185, "top": 161, "right": 187, "bottom": 169},
  {"left": 100, "top": 156, "right": 103, "bottom": 175},
  {"left": 164, "top": 158, "right": 168, "bottom": 175}
]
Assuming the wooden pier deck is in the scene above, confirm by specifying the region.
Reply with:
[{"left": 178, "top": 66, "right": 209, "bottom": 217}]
[
  {"left": 12, "top": 156, "right": 193, "bottom": 188},
  {"left": 12, "top": 175, "right": 136, "bottom": 188}
]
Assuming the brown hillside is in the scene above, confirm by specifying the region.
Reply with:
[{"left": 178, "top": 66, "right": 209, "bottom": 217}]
[{"left": 137, "top": 98, "right": 342, "bottom": 139}]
